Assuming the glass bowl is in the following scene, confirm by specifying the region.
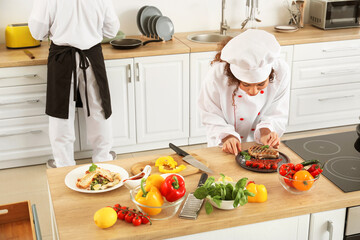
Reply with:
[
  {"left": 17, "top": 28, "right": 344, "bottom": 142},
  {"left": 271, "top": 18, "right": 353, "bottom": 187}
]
[
  {"left": 277, "top": 166, "right": 320, "bottom": 194},
  {"left": 129, "top": 185, "right": 185, "bottom": 220}
]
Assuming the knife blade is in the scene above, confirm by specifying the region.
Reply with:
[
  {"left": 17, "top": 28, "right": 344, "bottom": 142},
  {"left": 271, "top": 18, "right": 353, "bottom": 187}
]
[{"left": 169, "top": 143, "right": 213, "bottom": 174}]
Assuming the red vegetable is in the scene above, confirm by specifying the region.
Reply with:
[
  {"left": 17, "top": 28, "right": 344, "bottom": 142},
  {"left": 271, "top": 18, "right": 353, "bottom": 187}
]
[
  {"left": 160, "top": 174, "right": 186, "bottom": 202},
  {"left": 294, "top": 164, "right": 303, "bottom": 171},
  {"left": 117, "top": 210, "right": 127, "bottom": 220},
  {"left": 132, "top": 216, "right": 142, "bottom": 226},
  {"left": 310, "top": 168, "right": 323, "bottom": 177},
  {"left": 125, "top": 212, "right": 135, "bottom": 223},
  {"left": 307, "top": 164, "right": 319, "bottom": 173}
]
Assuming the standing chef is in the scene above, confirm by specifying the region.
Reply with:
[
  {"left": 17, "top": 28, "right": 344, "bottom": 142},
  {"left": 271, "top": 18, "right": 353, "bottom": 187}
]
[
  {"left": 28, "top": 0, "right": 120, "bottom": 167},
  {"left": 198, "top": 29, "right": 290, "bottom": 155}
]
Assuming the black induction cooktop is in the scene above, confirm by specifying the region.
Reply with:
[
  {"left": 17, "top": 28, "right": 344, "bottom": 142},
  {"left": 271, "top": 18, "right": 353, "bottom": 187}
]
[{"left": 284, "top": 131, "right": 360, "bottom": 193}]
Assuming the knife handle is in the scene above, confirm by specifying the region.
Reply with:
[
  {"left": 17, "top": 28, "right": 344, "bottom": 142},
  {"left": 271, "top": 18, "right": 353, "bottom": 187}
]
[
  {"left": 197, "top": 173, "right": 208, "bottom": 187},
  {"left": 169, "top": 143, "right": 189, "bottom": 157}
]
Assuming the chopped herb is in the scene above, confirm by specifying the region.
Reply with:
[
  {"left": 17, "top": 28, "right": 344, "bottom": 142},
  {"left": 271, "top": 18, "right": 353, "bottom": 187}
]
[{"left": 261, "top": 145, "right": 270, "bottom": 149}]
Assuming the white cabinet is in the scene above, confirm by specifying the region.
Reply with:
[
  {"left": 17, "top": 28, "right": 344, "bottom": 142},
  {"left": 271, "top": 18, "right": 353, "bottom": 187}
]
[
  {"left": 78, "top": 54, "right": 189, "bottom": 154},
  {"left": 135, "top": 54, "right": 189, "bottom": 145},
  {"left": 189, "top": 51, "right": 216, "bottom": 144},
  {"left": 308, "top": 208, "right": 346, "bottom": 240},
  {"left": 288, "top": 39, "right": 360, "bottom": 132},
  {"left": 168, "top": 214, "right": 310, "bottom": 240},
  {"left": 189, "top": 46, "right": 294, "bottom": 144}
]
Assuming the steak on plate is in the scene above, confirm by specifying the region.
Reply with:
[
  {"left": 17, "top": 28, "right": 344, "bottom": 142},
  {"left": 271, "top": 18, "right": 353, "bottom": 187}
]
[{"left": 248, "top": 145, "right": 279, "bottom": 159}]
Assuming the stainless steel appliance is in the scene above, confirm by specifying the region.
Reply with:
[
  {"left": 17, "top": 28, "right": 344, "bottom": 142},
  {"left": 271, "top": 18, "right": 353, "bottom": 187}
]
[
  {"left": 309, "top": 0, "right": 360, "bottom": 29},
  {"left": 345, "top": 206, "right": 360, "bottom": 240}
]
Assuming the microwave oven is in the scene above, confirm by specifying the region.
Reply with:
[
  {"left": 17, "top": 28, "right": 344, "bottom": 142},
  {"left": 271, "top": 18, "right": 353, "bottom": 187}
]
[{"left": 309, "top": 0, "right": 360, "bottom": 29}]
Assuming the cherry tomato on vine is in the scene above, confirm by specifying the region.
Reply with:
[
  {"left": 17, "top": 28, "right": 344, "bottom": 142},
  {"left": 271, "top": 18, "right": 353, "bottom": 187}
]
[
  {"left": 117, "top": 210, "right": 127, "bottom": 220},
  {"left": 125, "top": 212, "right": 135, "bottom": 223},
  {"left": 132, "top": 216, "right": 142, "bottom": 226}
]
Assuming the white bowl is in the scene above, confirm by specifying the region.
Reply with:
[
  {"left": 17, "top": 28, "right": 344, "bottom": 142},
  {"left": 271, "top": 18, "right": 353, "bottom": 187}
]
[{"left": 208, "top": 181, "right": 240, "bottom": 210}]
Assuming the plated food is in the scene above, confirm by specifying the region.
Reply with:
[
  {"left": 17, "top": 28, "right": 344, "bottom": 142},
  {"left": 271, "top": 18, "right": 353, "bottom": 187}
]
[
  {"left": 64, "top": 163, "right": 129, "bottom": 193},
  {"left": 76, "top": 164, "right": 121, "bottom": 191},
  {"left": 236, "top": 145, "right": 289, "bottom": 173}
]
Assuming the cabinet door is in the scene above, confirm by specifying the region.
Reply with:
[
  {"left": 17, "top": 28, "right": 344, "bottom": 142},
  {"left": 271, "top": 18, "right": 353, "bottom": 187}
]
[
  {"left": 308, "top": 208, "right": 346, "bottom": 240},
  {"left": 134, "top": 54, "right": 189, "bottom": 144},
  {"left": 189, "top": 51, "right": 216, "bottom": 144},
  {"left": 288, "top": 82, "right": 360, "bottom": 132},
  {"left": 78, "top": 58, "right": 136, "bottom": 150}
]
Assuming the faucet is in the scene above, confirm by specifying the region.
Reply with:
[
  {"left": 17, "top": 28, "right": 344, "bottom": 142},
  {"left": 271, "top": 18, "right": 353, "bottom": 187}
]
[{"left": 220, "top": 0, "right": 229, "bottom": 35}]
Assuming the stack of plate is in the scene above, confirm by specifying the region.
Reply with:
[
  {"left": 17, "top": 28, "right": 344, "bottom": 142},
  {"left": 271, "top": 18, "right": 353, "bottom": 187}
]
[{"left": 136, "top": 6, "right": 174, "bottom": 41}]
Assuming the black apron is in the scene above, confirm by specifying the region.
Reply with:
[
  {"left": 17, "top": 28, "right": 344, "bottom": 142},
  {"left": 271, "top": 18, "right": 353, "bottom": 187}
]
[{"left": 46, "top": 42, "right": 112, "bottom": 119}]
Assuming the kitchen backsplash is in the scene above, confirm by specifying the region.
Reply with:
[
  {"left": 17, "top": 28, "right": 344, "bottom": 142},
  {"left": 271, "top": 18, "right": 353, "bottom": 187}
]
[{"left": 0, "top": 0, "right": 310, "bottom": 44}]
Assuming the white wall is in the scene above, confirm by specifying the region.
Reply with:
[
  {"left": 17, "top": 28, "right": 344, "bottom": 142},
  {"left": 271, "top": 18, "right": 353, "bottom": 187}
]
[{"left": 0, "top": 0, "right": 310, "bottom": 44}]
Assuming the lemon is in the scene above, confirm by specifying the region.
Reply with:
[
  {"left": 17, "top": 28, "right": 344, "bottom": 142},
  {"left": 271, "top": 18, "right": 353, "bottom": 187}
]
[
  {"left": 94, "top": 207, "right": 117, "bottom": 229},
  {"left": 217, "top": 176, "right": 233, "bottom": 182}
]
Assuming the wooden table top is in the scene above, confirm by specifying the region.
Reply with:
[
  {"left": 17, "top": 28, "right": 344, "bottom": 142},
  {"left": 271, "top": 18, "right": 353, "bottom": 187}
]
[
  {"left": 47, "top": 136, "right": 360, "bottom": 240},
  {"left": 2, "top": 25, "right": 360, "bottom": 68}
]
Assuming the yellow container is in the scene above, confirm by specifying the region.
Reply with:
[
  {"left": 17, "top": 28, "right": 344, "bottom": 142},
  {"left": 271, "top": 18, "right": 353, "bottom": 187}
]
[{"left": 5, "top": 23, "right": 41, "bottom": 49}]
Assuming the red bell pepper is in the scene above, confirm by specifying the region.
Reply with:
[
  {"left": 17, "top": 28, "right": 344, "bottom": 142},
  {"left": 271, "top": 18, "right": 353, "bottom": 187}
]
[{"left": 160, "top": 174, "right": 186, "bottom": 202}]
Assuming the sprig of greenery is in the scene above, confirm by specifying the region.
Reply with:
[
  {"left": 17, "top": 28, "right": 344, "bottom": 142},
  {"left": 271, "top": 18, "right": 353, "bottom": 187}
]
[
  {"left": 240, "top": 151, "right": 251, "bottom": 160},
  {"left": 261, "top": 145, "right": 270, "bottom": 149},
  {"left": 89, "top": 163, "right": 98, "bottom": 172},
  {"left": 194, "top": 175, "right": 255, "bottom": 214}
]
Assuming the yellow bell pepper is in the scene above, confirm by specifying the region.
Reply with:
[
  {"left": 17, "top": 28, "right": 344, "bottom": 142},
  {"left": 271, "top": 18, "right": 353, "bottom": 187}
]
[
  {"left": 155, "top": 156, "right": 187, "bottom": 173},
  {"left": 145, "top": 174, "right": 164, "bottom": 189},
  {"left": 135, "top": 178, "right": 164, "bottom": 215},
  {"left": 158, "top": 164, "right": 187, "bottom": 173},
  {"left": 155, "top": 156, "right": 177, "bottom": 168},
  {"left": 246, "top": 183, "right": 268, "bottom": 203}
]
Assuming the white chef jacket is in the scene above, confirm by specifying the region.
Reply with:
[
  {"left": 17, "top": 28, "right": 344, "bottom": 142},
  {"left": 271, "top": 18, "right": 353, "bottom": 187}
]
[
  {"left": 28, "top": 0, "right": 119, "bottom": 50},
  {"left": 198, "top": 59, "right": 290, "bottom": 147}
]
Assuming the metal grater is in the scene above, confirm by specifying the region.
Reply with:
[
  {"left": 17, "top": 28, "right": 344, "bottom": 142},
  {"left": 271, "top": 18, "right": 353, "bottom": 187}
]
[{"left": 178, "top": 173, "right": 208, "bottom": 220}]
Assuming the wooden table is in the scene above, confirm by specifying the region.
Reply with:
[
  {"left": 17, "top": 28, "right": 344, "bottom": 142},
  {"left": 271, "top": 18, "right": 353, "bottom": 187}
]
[{"left": 46, "top": 138, "right": 360, "bottom": 240}]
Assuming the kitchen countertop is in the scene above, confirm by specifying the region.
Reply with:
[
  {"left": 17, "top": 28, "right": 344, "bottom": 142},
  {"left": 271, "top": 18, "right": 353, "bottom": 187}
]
[
  {"left": 47, "top": 130, "right": 360, "bottom": 240},
  {"left": 1, "top": 25, "right": 360, "bottom": 68}
]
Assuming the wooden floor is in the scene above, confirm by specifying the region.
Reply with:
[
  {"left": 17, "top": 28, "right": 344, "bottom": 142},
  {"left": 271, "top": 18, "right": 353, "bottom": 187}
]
[{"left": 0, "top": 124, "right": 356, "bottom": 240}]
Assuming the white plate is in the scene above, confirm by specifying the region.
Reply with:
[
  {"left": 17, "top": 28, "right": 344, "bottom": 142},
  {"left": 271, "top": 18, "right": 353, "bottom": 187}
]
[
  {"left": 64, "top": 163, "right": 129, "bottom": 193},
  {"left": 274, "top": 25, "right": 299, "bottom": 33}
]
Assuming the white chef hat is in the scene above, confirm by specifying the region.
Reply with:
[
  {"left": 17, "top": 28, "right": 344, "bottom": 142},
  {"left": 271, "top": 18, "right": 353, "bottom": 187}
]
[{"left": 220, "top": 29, "right": 280, "bottom": 83}]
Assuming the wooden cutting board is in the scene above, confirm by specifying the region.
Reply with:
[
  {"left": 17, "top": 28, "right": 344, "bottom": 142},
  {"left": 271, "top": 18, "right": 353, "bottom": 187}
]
[{"left": 130, "top": 153, "right": 209, "bottom": 177}]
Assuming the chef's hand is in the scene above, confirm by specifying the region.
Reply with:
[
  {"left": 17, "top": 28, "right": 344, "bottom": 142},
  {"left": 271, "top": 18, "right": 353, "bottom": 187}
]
[
  {"left": 260, "top": 131, "right": 280, "bottom": 149},
  {"left": 222, "top": 135, "right": 241, "bottom": 155}
]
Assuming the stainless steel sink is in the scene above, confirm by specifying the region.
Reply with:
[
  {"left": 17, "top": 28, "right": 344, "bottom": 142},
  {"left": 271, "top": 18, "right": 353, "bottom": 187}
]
[{"left": 187, "top": 33, "right": 237, "bottom": 44}]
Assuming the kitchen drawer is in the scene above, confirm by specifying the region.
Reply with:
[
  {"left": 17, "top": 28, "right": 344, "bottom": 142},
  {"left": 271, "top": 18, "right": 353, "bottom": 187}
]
[
  {"left": 288, "top": 83, "right": 360, "bottom": 132},
  {"left": 292, "top": 56, "right": 360, "bottom": 89},
  {"left": 0, "top": 65, "right": 47, "bottom": 87},
  {"left": 0, "top": 84, "right": 46, "bottom": 119},
  {"left": 0, "top": 115, "right": 52, "bottom": 161},
  {"left": 293, "top": 39, "right": 360, "bottom": 61}
]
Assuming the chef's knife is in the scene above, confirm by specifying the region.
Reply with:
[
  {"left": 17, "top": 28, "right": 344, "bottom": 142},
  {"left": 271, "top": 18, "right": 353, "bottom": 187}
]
[
  {"left": 169, "top": 143, "right": 213, "bottom": 174},
  {"left": 178, "top": 173, "right": 208, "bottom": 219}
]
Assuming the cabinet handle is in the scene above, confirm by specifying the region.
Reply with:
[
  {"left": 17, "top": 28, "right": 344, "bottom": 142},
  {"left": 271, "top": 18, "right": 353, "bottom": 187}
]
[
  {"left": 0, "top": 74, "right": 38, "bottom": 80},
  {"left": 0, "top": 130, "right": 42, "bottom": 138},
  {"left": 327, "top": 220, "right": 334, "bottom": 240},
  {"left": 0, "top": 99, "right": 41, "bottom": 106},
  {"left": 127, "top": 64, "right": 131, "bottom": 83},
  {"left": 318, "top": 95, "right": 355, "bottom": 102},
  {"left": 135, "top": 63, "right": 140, "bottom": 82},
  {"left": 321, "top": 69, "right": 358, "bottom": 76},
  {"left": 322, "top": 47, "right": 358, "bottom": 53}
]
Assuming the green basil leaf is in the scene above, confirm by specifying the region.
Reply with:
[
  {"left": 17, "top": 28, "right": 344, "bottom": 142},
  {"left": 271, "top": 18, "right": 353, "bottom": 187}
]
[
  {"left": 240, "top": 151, "right": 251, "bottom": 160},
  {"left": 194, "top": 187, "right": 208, "bottom": 199},
  {"left": 220, "top": 173, "right": 225, "bottom": 183},
  {"left": 205, "top": 201, "right": 213, "bottom": 215},
  {"left": 235, "top": 177, "right": 248, "bottom": 190},
  {"left": 203, "top": 177, "right": 215, "bottom": 188},
  {"left": 232, "top": 188, "right": 238, "bottom": 200},
  {"left": 239, "top": 191, "right": 248, "bottom": 206},
  {"left": 211, "top": 196, "right": 222, "bottom": 207},
  {"left": 89, "top": 163, "right": 98, "bottom": 172},
  {"left": 225, "top": 184, "right": 233, "bottom": 200},
  {"left": 261, "top": 145, "right": 270, "bottom": 149},
  {"left": 244, "top": 189, "right": 255, "bottom": 197},
  {"left": 233, "top": 191, "right": 241, "bottom": 207}
]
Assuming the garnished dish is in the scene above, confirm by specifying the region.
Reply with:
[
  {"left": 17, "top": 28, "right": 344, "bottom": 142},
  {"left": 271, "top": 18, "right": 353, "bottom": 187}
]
[
  {"left": 64, "top": 163, "right": 129, "bottom": 193},
  {"left": 76, "top": 163, "right": 122, "bottom": 191},
  {"left": 236, "top": 145, "right": 289, "bottom": 173}
]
